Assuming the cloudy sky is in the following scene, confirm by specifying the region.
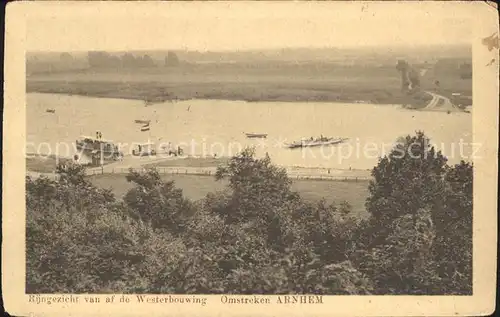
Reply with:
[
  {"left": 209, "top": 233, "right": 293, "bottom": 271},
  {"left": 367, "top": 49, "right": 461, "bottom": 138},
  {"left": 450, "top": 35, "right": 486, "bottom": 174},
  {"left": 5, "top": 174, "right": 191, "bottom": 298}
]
[{"left": 25, "top": 1, "right": 474, "bottom": 52}]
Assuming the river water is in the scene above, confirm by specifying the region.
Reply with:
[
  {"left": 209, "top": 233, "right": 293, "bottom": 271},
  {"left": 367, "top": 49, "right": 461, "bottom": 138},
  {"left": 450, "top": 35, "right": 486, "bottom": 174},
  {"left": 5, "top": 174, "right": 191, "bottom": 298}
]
[{"left": 27, "top": 93, "right": 472, "bottom": 170}]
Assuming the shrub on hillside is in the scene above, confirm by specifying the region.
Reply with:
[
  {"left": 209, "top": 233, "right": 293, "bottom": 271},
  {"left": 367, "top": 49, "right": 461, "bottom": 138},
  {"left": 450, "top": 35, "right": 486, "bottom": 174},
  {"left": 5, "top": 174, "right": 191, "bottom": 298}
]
[
  {"left": 359, "top": 132, "right": 472, "bottom": 294},
  {"left": 123, "top": 168, "right": 196, "bottom": 234},
  {"left": 26, "top": 166, "right": 189, "bottom": 293}
]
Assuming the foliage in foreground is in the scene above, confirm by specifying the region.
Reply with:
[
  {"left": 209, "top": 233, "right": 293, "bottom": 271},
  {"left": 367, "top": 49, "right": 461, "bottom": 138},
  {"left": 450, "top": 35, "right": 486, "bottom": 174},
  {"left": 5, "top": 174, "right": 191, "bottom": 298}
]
[{"left": 26, "top": 134, "right": 472, "bottom": 294}]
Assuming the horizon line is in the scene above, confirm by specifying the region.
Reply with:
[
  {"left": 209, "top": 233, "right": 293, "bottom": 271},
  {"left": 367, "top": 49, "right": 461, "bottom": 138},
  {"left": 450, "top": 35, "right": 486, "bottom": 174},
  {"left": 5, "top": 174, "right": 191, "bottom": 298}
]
[{"left": 26, "top": 43, "right": 472, "bottom": 54}]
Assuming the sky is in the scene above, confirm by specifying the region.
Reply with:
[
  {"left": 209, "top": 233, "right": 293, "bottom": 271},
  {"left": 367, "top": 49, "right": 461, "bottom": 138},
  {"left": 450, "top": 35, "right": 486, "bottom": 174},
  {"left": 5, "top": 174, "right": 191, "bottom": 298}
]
[{"left": 25, "top": 1, "right": 474, "bottom": 52}]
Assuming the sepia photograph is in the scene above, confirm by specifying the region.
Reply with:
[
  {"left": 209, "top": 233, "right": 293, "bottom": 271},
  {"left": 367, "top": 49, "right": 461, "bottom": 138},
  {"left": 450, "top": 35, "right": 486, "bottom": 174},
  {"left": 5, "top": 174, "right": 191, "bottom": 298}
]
[{"left": 3, "top": 1, "right": 498, "bottom": 316}]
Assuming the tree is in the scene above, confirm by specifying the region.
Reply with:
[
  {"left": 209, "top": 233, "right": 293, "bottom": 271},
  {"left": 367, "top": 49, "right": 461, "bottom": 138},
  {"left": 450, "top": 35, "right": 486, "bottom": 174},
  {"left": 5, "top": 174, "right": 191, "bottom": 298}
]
[
  {"left": 365, "top": 131, "right": 448, "bottom": 239},
  {"left": 433, "top": 161, "right": 473, "bottom": 293},
  {"left": 359, "top": 132, "right": 472, "bottom": 294},
  {"left": 141, "top": 54, "right": 155, "bottom": 67},
  {"left": 123, "top": 168, "right": 195, "bottom": 234},
  {"left": 121, "top": 53, "right": 137, "bottom": 68},
  {"left": 459, "top": 63, "right": 472, "bottom": 79},
  {"left": 59, "top": 52, "right": 74, "bottom": 63},
  {"left": 396, "top": 60, "right": 421, "bottom": 93},
  {"left": 26, "top": 165, "right": 188, "bottom": 294},
  {"left": 352, "top": 208, "right": 441, "bottom": 294},
  {"left": 214, "top": 148, "right": 298, "bottom": 225},
  {"left": 165, "top": 51, "right": 180, "bottom": 67},
  {"left": 88, "top": 51, "right": 112, "bottom": 68}
]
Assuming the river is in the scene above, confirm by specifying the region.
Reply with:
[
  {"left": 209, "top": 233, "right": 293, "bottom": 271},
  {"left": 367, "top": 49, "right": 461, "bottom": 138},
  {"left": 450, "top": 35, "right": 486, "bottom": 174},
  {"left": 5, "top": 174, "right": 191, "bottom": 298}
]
[{"left": 27, "top": 93, "right": 472, "bottom": 170}]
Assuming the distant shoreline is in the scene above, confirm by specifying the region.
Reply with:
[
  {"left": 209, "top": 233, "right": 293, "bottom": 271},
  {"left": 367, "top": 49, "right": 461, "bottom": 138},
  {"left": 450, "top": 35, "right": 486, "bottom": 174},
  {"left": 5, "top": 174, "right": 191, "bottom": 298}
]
[
  {"left": 26, "top": 87, "right": 469, "bottom": 114},
  {"left": 26, "top": 83, "right": 400, "bottom": 105},
  {"left": 26, "top": 58, "right": 473, "bottom": 107}
]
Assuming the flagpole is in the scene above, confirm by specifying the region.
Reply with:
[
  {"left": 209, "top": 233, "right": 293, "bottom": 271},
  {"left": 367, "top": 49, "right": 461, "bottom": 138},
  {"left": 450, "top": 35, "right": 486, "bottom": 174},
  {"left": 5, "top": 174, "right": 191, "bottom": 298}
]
[{"left": 149, "top": 121, "right": 152, "bottom": 143}]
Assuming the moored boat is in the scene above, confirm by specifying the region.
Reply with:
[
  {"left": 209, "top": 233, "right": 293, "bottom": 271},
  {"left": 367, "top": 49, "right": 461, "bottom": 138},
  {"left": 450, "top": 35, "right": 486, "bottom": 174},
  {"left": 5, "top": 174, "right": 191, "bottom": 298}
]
[{"left": 75, "top": 135, "right": 123, "bottom": 162}]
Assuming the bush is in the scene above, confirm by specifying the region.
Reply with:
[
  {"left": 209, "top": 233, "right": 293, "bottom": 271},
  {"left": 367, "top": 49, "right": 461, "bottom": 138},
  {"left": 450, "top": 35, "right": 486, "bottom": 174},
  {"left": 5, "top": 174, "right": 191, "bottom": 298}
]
[
  {"left": 123, "top": 168, "right": 196, "bottom": 234},
  {"left": 361, "top": 132, "right": 472, "bottom": 294}
]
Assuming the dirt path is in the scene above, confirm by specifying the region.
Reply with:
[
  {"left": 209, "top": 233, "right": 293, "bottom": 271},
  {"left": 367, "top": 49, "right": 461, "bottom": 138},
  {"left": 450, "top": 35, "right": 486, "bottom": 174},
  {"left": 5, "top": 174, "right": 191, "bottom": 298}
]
[{"left": 424, "top": 91, "right": 461, "bottom": 112}]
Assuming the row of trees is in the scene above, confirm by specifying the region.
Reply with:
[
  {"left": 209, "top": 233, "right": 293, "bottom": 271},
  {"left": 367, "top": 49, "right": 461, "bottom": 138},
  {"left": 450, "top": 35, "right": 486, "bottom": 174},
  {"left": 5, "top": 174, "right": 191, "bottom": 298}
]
[
  {"left": 26, "top": 132, "right": 472, "bottom": 294},
  {"left": 86, "top": 51, "right": 180, "bottom": 68}
]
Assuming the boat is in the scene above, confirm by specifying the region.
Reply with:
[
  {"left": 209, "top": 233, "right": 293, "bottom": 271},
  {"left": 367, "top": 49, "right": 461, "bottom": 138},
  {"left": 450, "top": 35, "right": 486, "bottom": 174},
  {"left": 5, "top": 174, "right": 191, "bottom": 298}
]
[
  {"left": 75, "top": 135, "right": 124, "bottom": 161},
  {"left": 245, "top": 133, "right": 268, "bottom": 139},
  {"left": 286, "top": 137, "right": 349, "bottom": 149},
  {"left": 134, "top": 119, "right": 151, "bottom": 124},
  {"left": 46, "top": 109, "right": 56, "bottom": 113}
]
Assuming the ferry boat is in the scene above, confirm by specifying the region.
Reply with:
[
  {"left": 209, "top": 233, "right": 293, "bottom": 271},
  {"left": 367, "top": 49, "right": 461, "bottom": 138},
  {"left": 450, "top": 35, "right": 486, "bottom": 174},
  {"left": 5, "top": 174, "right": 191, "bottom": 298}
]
[
  {"left": 245, "top": 133, "right": 268, "bottom": 139},
  {"left": 286, "top": 137, "right": 348, "bottom": 149},
  {"left": 75, "top": 135, "right": 124, "bottom": 161}
]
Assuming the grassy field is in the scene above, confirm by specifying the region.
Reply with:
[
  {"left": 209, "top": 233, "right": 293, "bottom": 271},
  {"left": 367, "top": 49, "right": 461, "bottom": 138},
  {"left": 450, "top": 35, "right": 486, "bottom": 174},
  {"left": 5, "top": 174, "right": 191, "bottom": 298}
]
[
  {"left": 26, "top": 155, "right": 72, "bottom": 173},
  {"left": 88, "top": 173, "right": 370, "bottom": 216},
  {"left": 27, "top": 153, "right": 371, "bottom": 215},
  {"left": 144, "top": 156, "right": 230, "bottom": 168},
  {"left": 26, "top": 156, "right": 115, "bottom": 173},
  {"left": 26, "top": 61, "right": 472, "bottom": 106}
]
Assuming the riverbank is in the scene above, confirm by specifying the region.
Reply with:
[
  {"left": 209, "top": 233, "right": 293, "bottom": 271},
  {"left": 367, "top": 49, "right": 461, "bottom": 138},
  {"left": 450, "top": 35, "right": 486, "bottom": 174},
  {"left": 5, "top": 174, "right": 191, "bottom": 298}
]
[
  {"left": 27, "top": 79, "right": 408, "bottom": 105},
  {"left": 27, "top": 80, "right": 471, "bottom": 110},
  {"left": 26, "top": 154, "right": 72, "bottom": 173},
  {"left": 24, "top": 62, "right": 466, "bottom": 105},
  {"left": 26, "top": 155, "right": 372, "bottom": 179}
]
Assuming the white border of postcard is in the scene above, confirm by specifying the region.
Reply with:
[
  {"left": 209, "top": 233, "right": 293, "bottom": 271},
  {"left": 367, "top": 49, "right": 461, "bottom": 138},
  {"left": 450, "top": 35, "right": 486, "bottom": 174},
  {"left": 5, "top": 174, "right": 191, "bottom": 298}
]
[{"left": 3, "top": 1, "right": 499, "bottom": 316}]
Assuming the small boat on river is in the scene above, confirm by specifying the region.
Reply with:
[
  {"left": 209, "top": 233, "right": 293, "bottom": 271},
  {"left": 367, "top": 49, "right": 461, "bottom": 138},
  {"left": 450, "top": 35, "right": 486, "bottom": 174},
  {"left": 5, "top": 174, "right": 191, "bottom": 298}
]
[
  {"left": 286, "top": 136, "right": 348, "bottom": 149},
  {"left": 245, "top": 133, "right": 268, "bottom": 139},
  {"left": 134, "top": 119, "right": 151, "bottom": 124}
]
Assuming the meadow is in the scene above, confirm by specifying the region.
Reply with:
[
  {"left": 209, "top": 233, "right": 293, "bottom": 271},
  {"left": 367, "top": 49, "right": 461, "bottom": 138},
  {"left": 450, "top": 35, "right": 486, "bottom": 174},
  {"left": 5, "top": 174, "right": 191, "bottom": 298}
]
[
  {"left": 88, "top": 173, "right": 370, "bottom": 215},
  {"left": 26, "top": 155, "right": 72, "bottom": 173},
  {"left": 26, "top": 61, "right": 472, "bottom": 105},
  {"left": 26, "top": 154, "right": 370, "bottom": 215}
]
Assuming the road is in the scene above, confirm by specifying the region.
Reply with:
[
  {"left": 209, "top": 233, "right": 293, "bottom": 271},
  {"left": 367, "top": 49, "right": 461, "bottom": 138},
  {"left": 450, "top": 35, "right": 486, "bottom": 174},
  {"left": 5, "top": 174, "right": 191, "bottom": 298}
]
[{"left": 423, "top": 91, "right": 462, "bottom": 112}]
